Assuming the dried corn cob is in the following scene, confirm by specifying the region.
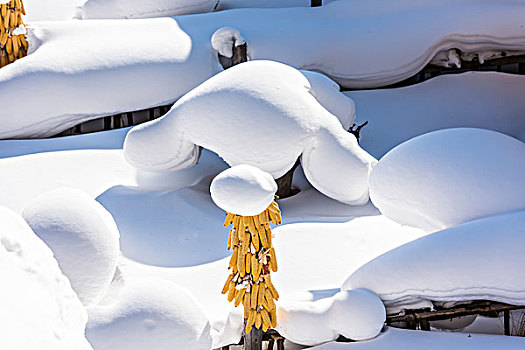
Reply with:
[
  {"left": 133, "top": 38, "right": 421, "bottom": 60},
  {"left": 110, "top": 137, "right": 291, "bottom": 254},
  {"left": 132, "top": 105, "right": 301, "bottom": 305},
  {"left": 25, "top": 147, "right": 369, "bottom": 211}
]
[
  {"left": 0, "top": 0, "right": 26, "bottom": 68},
  {"left": 220, "top": 200, "right": 282, "bottom": 334}
]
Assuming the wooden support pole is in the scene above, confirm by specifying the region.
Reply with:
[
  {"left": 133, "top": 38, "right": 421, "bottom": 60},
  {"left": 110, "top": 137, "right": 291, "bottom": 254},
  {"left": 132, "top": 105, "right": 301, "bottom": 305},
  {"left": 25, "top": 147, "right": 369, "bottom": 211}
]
[
  {"left": 232, "top": 43, "right": 248, "bottom": 66},
  {"left": 504, "top": 310, "right": 510, "bottom": 336},
  {"left": 104, "top": 116, "right": 112, "bottom": 130},
  {"left": 419, "top": 319, "right": 430, "bottom": 331},
  {"left": 276, "top": 338, "right": 285, "bottom": 350},
  {"left": 148, "top": 107, "right": 156, "bottom": 121},
  {"left": 243, "top": 321, "right": 263, "bottom": 350},
  {"left": 126, "top": 112, "right": 134, "bottom": 126},
  {"left": 275, "top": 159, "right": 300, "bottom": 199},
  {"left": 267, "top": 339, "right": 275, "bottom": 350}
]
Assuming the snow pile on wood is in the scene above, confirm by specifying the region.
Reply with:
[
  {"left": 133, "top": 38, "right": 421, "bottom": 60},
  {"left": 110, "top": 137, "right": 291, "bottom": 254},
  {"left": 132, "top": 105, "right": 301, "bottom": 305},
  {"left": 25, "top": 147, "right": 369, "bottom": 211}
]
[
  {"left": 342, "top": 210, "right": 525, "bottom": 311},
  {"left": 277, "top": 289, "right": 385, "bottom": 345},
  {"left": 23, "top": 188, "right": 120, "bottom": 306},
  {"left": 81, "top": 0, "right": 217, "bottom": 19},
  {"left": 0, "top": 18, "right": 221, "bottom": 138},
  {"left": 0, "top": 206, "right": 93, "bottom": 350},
  {"left": 124, "top": 60, "right": 375, "bottom": 205},
  {"left": 210, "top": 164, "right": 277, "bottom": 216},
  {"left": 369, "top": 128, "right": 525, "bottom": 231},
  {"left": 86, "top": 277, "right": 213, "bottom": 350}
]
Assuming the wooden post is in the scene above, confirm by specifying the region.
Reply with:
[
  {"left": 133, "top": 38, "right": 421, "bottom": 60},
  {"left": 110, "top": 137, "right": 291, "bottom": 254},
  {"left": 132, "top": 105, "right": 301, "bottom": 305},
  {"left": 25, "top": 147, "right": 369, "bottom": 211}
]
[
  {"left": 267, "top": 339, "right": 275, "bottom": 350},
  {"left": 276, "top": 338, "right": 285, "bottom": 350},
  {"left": 243, "top": 321, "right": 263, "bottom": 350},
  {"left": 419, "top": 319, "right": 430, "bottom": 331},
  {"left": 104, "top": 116, "right": 112, "bottom": 130},
  {"left": 275, "top": 159, "right": 300, "bottom": 199},
  {"left": 126, "top": 112, "right": 134, "bottom": 126},
  {"left": 232, "top": 43, "right": 248, "bottom": 66},
  {"left": 504, "top": 310, "right": 510, "bottom": 336}
]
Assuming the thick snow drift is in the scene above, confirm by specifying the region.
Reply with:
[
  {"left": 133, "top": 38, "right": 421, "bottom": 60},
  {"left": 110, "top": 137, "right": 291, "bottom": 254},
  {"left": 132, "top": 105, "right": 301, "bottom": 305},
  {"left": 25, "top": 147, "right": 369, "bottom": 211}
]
[
  {"left": 124, "top": 60, "right": 375, "bottom": 205},
  {"left": 210, "top": 164, "right": 277, "bottom": 216},
  {"left": 86, "top": 278, "right": 213, "bottom": 350},
  {"left": 277, "top": 289, "right": 385, "bottom": 345},
  {"left": 0, "top": 206, "right": 92, "bottom": 350},
  {"left": 346, "top": 72, "right": 525, "bottom": 159},
  {"left": 342, "top": 210, "right": 525, "bottom": 310},
  {"left": 23, "top": 188, "right": 121, "bottom": 306},
  {"left": 4, "top": 0, "right": 524, "bottom": 138},
  {"left": 81, "top": 0, "right": 217, "bottom": 19},
  {"left": 0, "top": 18, "right": 221, "bottom": 138},
  {"left": 369, "top": 128, "right": 525, "bottom": 231}
]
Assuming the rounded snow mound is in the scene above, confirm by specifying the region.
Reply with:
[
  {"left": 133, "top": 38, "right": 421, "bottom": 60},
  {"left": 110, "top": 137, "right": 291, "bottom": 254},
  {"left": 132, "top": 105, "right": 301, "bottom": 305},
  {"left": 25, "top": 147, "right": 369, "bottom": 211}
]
[
  {"left": 277, "top": 289, "right": 385, "bottom": 346},
  {"left": 82, "top": 0, "right": 217, "bottom": 19},
  {"left": 86, "top": 277, "right": 212, "bottom": 350},
  {"left": 210, "top": 164, "right": 277, "bottom": 216},
  {"left": 124, "top": 60, "right": 376, "bottom": 205},
  {"left": 370, "top": 128, "right": 525, "bottom": 231},
  {"left": 23, "top": 188, "right": 120, "bottom": 306},
  {"left": 0, "top": 206, "right": 92, "bottom": 350},
  {"left": 342, "top": 210, "right": 525, "bottom": 311}
]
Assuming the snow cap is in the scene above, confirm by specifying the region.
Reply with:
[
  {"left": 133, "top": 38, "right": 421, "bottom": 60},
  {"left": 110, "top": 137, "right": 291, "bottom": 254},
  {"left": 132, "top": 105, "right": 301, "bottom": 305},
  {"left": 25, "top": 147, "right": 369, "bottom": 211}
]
[
  {"left": 370, "top": 128, "right": 525, "bottom": 231},
  {"left": 210, "top": 164, "right": 277, "bottom": 216}
]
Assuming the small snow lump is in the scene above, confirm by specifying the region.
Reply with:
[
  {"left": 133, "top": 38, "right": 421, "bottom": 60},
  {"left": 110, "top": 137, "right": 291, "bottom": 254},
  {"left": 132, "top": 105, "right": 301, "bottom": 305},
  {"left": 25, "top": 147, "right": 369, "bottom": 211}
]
[
  {"left": 210, "top": 164, "right": 277, "bottom": 216},
  {"left": 277, "top": 289, "right": 385, "bottom": 346}
]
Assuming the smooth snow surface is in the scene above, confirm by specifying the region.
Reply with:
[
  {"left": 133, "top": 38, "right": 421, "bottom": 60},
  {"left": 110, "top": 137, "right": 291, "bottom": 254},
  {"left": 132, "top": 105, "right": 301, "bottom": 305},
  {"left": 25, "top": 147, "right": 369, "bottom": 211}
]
[
  {"left": 277, "top": 289, "right": 385, "bottom": 345},
  {"left": 0, "top": 127, "right": 129, "bottom": 159},
  {"left": 23, "top": 188, "right": 120, "bottom": 306},
  {"left": 210, "top": 164, "right": 277, "bottom": 216},
  {"left": 343, "top": 210, "right": 525, "bottom": 310},
  {"left": 124, "top": 60, "right": 375, "bottom": 205},
  {"left": 86, "top": 278, "right": 213, "bottom": 350},
  {"left": 369, "top": 128, "right": 525, "bottom": 231},
  {"left": 310, "top": 327, "right": 525, "bottom": 350},
  {"left": 0, "top": 150, "right": 137, "bottom": 213},
  {"left": 346, "top": 72, "right": 525, "bottom": 159},
  {"left": 81, "top": 0, "right": 217, "bottom": 19},
  {"left": 0, "top": 207, "right": 92, "bottom": 350}
]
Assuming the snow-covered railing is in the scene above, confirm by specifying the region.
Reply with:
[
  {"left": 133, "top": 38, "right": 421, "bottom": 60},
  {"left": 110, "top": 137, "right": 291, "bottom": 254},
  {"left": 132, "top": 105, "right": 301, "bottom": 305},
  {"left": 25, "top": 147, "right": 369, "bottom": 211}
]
[
  {"left": 54, "top": 53, "right": 525, "bottom": 138},
  {"left": 375, "top": 54, "right": 525, "bottom": 90},
  {"left": 387, "top": 301, "right": 525, "bottom": 336}
]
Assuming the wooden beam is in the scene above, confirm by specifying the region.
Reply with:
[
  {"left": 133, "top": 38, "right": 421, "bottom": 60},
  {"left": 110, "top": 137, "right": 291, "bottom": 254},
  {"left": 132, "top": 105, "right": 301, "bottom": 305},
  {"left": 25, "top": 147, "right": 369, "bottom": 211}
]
[
  {"left": 388, "top": 302, "right": 525, "bottom": 324},
  {"left": 504, "top": 310, "right": 510, "bottom": 336}
]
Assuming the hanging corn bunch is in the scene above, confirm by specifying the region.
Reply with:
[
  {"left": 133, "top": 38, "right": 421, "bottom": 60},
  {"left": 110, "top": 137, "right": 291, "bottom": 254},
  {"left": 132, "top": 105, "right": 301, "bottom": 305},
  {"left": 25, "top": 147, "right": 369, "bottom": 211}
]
[
  {"left": 0, "top": 0, "right": 28, "bottom": 68},
  {"left": 221, "top": 199, "right": 281, "bottom": 334}
]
